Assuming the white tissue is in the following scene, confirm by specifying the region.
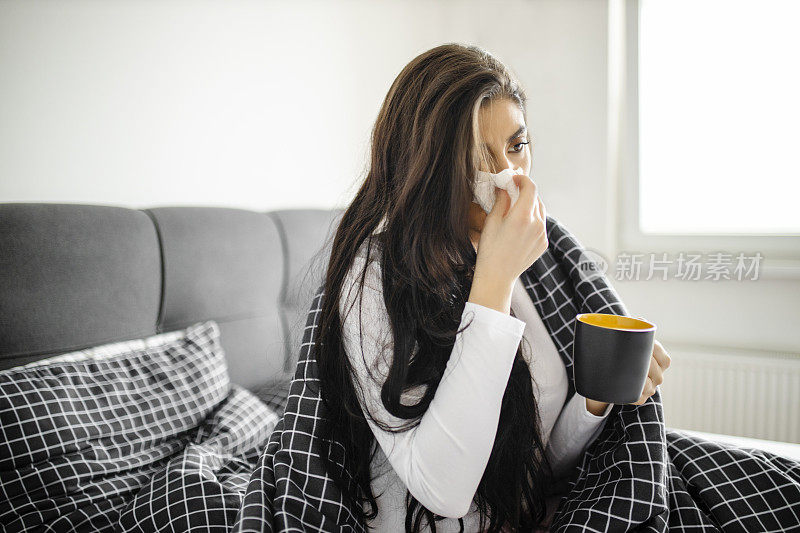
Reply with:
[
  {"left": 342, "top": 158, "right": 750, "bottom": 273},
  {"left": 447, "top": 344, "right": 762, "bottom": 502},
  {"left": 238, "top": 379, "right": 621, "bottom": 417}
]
[{"left": 472, "top": 167, "right": 526, "bottom": 214}]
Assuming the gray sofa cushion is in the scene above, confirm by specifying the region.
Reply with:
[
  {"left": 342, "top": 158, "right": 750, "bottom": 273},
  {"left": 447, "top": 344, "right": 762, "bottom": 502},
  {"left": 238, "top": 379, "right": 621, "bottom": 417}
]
[
  {"left": 0, "top": 203, "right": 343, "bottom": 391},
  {"left": 145, "top": 207, "right": 285, "bottom": 389},
  {"left": 0, "top": 203, "right": 161, "bottom": 370}
]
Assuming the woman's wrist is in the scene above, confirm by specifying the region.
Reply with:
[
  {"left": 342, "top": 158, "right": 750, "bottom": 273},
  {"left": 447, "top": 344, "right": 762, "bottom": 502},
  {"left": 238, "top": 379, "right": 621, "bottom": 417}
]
[
  {"left": 585, "top": 398, "right": 609, "bottom": 416},
  {"left": 468, "top": 274, "right": 514, "bottom": 315}
]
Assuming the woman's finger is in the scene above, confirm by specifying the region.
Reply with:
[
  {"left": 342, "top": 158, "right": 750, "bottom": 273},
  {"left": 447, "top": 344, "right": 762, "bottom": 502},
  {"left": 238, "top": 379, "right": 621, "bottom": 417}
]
[
  {"left": 642, "top": 377, "right": 656, "bottom": 399},
  {"left": 653, "top": 339, "right": 671, "bottom": 370},
  {"left": 537, "top": 195, "right": 547, "bottom": 225},
  {"left": 649, "top": 356, "right": 664, "bottom": 386},
  {"left": 510, "top": 174, "right": 537, "bottom": 219},
  {"left": 632, "top": 377, "right": 656, "bottom": 405}
]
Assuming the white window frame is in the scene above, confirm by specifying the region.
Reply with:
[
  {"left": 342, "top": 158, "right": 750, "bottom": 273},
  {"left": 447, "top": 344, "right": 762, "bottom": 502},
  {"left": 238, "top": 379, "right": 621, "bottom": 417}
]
[{"left": 613, "top": 0, "right": 800, "bottom": 278}]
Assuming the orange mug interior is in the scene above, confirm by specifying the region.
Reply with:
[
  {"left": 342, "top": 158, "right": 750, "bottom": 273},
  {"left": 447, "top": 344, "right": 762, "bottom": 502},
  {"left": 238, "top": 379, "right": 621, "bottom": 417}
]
[{"left": 576, "top": 313, "right": 656, "bottom": 332}]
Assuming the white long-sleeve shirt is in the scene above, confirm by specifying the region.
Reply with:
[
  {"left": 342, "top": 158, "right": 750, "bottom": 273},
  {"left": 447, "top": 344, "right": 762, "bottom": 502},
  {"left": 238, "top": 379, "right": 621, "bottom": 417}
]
[{"left": 339, "top": 240, "right": 612, "bottom": 532}]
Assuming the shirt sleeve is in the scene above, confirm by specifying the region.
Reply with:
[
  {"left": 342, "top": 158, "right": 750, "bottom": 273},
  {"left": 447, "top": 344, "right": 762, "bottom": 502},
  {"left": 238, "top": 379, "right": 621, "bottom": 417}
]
[
  {"left": 544, "top": 391, "right": 613, "bottom": 481},
  {"left": 339, "top": 253, "right": 526, "bottom": 519}
]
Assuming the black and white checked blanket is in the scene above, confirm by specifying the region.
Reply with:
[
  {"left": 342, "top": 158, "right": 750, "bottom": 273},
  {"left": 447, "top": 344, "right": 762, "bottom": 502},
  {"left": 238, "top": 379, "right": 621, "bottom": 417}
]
[
  {"left": 232, "top": 215, "right": 800, "bottom": 532},
  {"left": 0, "top": 320, "right": 281, "bottom": 533}
]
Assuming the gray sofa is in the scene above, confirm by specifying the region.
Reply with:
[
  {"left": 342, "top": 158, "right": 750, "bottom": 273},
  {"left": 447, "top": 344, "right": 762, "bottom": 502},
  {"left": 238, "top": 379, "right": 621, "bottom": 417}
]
[{"left": 0, "top": 203, "right": 344, "bottom": 392}]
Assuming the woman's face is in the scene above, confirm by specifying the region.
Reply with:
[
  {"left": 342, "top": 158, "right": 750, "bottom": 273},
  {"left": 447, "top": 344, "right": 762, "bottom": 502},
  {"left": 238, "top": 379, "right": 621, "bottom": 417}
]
[{"left": 468, "top": 98, "right": 532, "bottom": 244}]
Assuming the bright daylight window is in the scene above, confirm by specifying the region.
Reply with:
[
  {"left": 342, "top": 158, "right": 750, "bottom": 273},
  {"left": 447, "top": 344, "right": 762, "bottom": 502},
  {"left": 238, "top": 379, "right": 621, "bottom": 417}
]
[{"left": 638, "top": 0, "right": 800, "bottom": 234}]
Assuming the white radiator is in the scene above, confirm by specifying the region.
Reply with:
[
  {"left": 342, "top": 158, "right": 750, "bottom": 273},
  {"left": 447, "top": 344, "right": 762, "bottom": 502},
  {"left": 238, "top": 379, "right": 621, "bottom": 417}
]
[{"left": 659, "top": 344, "right": 800, "bottom": 444}]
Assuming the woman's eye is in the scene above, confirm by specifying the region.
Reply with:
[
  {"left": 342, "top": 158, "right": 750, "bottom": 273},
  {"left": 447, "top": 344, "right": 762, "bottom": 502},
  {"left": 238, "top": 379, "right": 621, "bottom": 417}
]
[{"left": 510, "top": 141, "right": 530, "bottom": 153}]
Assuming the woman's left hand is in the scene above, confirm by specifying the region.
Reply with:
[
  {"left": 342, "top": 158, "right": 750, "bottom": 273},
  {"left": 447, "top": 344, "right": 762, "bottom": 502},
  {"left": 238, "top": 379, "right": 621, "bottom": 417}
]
[{"left": 631, "top": 339, "right": 672, "bottom": 405}]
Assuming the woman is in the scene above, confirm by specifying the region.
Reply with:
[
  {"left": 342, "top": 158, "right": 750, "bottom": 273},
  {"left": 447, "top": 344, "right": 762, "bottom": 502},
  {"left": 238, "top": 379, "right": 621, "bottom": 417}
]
[{"left": 315, "top": 43, "right": 671, "bottom": 532}]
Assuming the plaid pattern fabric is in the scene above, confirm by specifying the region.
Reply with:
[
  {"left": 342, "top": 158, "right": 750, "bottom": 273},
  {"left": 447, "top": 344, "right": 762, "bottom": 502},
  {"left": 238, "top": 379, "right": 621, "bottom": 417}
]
[
  {"left": 252, "top": 378, "right": 293, "bottom": 417},
  {"left": 0, "top": 320, "right": 279, "bottom": 532},
  {"left": 232, "top": 215, "right": 800, "bottom": 532},
  {"left": 117, "top": 385, "right": 280, "bottom": 533}
]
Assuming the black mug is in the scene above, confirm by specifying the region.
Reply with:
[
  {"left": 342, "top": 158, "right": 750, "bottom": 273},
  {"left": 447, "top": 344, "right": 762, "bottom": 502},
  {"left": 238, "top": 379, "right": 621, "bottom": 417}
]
[{"left": 572, "top": 313, "right": 656, "bottom": 404}]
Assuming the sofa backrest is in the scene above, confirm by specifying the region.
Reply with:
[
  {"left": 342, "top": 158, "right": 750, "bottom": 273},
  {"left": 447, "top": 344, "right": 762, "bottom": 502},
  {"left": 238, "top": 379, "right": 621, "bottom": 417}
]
[{"left": 0, "top": 203, "right": 343, "bottom": 390}]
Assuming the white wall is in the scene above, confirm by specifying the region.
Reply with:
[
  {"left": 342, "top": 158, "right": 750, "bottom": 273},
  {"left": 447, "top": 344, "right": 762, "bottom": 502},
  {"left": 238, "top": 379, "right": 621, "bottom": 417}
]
[{"left": 0, "top": 0, "right": 608, "bottom": 222}]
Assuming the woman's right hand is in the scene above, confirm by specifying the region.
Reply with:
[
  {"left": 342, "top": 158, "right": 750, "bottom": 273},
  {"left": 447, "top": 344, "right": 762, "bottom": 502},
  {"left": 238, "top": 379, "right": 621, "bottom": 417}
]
[{"left": 473, "top": 173, "right": 548, "bottom": 289}]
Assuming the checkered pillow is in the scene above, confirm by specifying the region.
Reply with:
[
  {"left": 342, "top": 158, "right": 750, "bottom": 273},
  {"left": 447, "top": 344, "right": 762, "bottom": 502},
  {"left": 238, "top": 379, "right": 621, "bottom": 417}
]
[{"left": 0, "top": 320, "right": 235, "bottom": 531}]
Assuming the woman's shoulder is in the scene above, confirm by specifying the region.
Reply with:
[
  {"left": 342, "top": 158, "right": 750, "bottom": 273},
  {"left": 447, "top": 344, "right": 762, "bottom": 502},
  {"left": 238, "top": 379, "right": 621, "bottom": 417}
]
[
  {"left": 340, "top": 238, "right": 386, "bottom": 313},
  {"left": 353, "top": 235, "right": 382, "bottom": 263}
]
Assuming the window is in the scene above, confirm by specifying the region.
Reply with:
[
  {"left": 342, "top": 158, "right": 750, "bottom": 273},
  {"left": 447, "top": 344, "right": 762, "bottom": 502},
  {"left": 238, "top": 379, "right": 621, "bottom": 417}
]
[
  {"left": 616, "top": 0, "right": 800, "bottom": 266},
  {"left": 639, "top": 0, "right": 800, "bottom": 235}
]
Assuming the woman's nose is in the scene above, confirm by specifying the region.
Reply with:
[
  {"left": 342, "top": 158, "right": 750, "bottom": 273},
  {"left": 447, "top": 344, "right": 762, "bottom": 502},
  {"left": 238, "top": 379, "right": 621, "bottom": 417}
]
[
  {"left": 493, "top": 163, "right": 518, "bottom": 174},
  {"left": 494, "top": 155, "right": 523, "bottom": 174}
]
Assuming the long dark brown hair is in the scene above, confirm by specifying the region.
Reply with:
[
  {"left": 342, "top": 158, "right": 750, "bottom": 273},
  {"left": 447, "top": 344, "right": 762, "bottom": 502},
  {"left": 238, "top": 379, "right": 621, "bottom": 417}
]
[{"left": 314, "top": 43, "right": 553, "bottom": 532}]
